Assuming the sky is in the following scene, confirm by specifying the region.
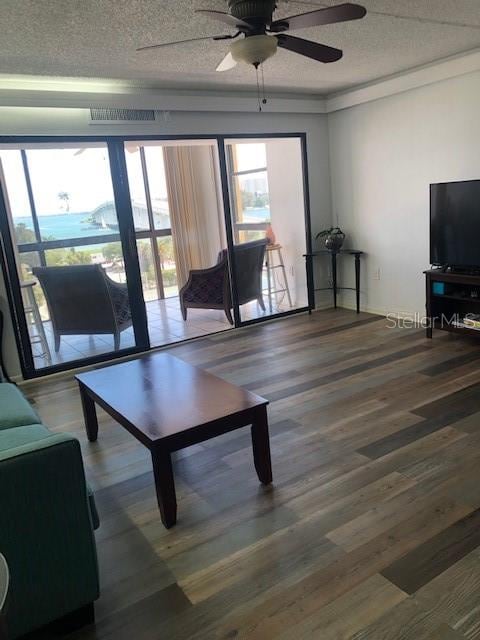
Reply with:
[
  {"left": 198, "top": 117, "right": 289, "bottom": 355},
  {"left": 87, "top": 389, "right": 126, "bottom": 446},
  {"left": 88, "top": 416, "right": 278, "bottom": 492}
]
[
  {"left": 0, "top": 142, "right": 267, "bottom": 219},
  {"left": 0, "top": 147, "right": 116, "bottom": 217}
]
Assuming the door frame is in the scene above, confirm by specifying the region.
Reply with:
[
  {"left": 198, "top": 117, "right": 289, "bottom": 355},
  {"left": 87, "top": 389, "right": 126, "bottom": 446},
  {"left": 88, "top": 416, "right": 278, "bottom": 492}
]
[
  {"left": 218, "top": 133, "right": 313, "bottom": 328},
  {"left": 0, "top": 138, "right": 150, "bottom": 379},
  {"left": 0, "top": 133, "right": 313, "bottom": 379}
]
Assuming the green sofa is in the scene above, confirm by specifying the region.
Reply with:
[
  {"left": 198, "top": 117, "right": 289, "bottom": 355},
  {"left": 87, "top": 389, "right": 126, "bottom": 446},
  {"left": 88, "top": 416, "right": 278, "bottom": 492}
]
[{"left": 0, "top": 382, "right": 100, "bottom": 639}]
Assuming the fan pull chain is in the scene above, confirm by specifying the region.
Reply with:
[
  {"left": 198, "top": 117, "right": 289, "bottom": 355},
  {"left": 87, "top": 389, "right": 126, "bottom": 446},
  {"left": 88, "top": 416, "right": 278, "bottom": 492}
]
[
  {"left": 255, "top": 63, "right": 262, "bottom": 112},
  {"left": 254, "top": 63, "right": 268, "bottom": 112},
  {"left": 261, "top": 64, "right": 267, "bottom": 107}
]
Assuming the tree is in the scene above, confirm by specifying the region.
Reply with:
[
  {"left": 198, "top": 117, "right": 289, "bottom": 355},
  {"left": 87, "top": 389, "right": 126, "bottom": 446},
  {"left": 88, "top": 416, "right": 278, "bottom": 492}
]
[
  {"left": 58, "top": 191, "right": 70, "bottom": 212},
  {"left": 254, "top": 193, "right": 269, "bottom": 208},
  {"left": 102, "top": 243, "right": 123, "bottom": 263},
  {"left": 14, "top": 222, "right": 36, "bottom": 245},
  {"left": 46, "top": 248, "right": 91, "bottom": 266},
  {"left": 241, "top": 190, "right": 255, "bottom": 209},
  {"left": 157, "top": 237, "right": 175, "bottom": 269}
]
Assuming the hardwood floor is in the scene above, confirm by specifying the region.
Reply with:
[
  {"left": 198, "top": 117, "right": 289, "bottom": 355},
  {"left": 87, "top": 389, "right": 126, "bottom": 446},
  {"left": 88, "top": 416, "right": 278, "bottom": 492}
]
[{"left": 24, "top": 308, "right": 480, "bottom": 640}]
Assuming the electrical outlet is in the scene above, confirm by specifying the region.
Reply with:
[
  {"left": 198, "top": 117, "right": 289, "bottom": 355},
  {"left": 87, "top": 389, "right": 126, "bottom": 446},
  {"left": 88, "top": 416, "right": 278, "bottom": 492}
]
[{"left": 373, "top": 268, "right": 381, "bottom": 280}]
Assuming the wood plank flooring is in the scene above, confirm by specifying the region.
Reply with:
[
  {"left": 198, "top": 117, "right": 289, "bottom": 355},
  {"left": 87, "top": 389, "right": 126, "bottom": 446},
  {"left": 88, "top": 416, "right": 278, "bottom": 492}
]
[{"left": 23, "top": 308, "right": 480, "bottom": 640}]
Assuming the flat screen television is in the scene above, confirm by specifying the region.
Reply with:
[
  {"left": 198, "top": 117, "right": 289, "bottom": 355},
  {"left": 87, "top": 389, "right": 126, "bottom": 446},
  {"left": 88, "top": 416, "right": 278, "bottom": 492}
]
[{"left": 430, "top": 179, "right": 480, "bottom": 268}]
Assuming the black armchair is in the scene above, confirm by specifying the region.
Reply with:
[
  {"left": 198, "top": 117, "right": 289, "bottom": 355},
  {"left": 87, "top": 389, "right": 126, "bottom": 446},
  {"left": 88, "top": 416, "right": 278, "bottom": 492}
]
[
  {"left": 179, "top": 239, "right": 267, "bottom": 324},
  {"left": 32, "top": 265, "right": 132, "bottom": 352}
]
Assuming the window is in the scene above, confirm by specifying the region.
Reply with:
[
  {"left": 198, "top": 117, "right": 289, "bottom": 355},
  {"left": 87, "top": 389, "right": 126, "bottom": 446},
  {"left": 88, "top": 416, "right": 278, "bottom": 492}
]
[
  {"left": 0, "top": 144, "right": 135, "bottom": 369},
  {"left": 225, "top": 138, "right": 309, "bottom": 321},
  {"left": 227, "top": 143, "right": 270, "bottom": 243},
  {"left": 124, "top": 144, "right": 176, "bottom": 300}
]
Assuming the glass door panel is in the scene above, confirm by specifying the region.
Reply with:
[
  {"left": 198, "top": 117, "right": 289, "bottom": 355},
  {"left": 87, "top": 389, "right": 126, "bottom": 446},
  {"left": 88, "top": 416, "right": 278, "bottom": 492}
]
[
  {"left": 225, "top": 138, "right": 309, "bottom": 322},
  {"left": 124, "top": 140, "right": 232, "bottom": 348},
  {"left": 136, "top": 238, "right": 160, "bottom": 302},
  {"left": 156, "top": 236, "right": 178, "bottom": 297},
  {"left": 0, "top": 144, "right": 141, "bottom": 371},
  {"left": 143, "top": 147, "right": 171, "bottom": 231}
]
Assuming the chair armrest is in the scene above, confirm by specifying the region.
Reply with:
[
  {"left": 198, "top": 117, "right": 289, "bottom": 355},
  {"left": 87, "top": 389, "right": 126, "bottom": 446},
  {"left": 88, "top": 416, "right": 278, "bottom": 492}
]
[
  {"left": 0, "top": 435, "right": 99, "bottom": 638},
  {"left": 189, "top": 261, "right": 227, "bottom": 279},
  {"left": 180, "top": 260, "right": 227, "bottom": 295},
  {"left": 0, "top": 431, "right": 75, "bottom": 462},
  {"left": 104, "top": 275, "right": 131, "bottom": 324},
  {"left": 104, "top": 275, "right": 128, "bottom": 296}
]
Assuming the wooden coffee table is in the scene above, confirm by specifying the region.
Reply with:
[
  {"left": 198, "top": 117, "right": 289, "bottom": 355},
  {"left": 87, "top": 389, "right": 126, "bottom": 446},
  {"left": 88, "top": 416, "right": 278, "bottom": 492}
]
[{"left": 75, "top": 353, "right": 272, "bottom": 528}]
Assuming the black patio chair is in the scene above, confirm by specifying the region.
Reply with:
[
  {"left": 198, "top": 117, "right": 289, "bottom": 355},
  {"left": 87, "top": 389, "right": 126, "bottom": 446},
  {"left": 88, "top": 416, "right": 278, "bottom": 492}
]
[
  {"left": 32, "top": 265, "right": 132, "bottom": 352},
  {"left": 179, "top": 239, "right": 267, "bottom": 324}
]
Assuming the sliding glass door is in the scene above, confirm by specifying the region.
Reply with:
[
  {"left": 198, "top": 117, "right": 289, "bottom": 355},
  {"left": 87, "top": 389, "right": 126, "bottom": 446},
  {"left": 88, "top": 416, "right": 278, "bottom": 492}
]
[
  {"left": 225, "top": 137, "right": 310, "bottom": 323},
  {"left": 0, "top": 134, "right": 312, "bottom": 378},
  {"left": 0, "top": 142, "right": 148, "bottom": 373},
  {"left": 123, "top": 140, "right": 232, "bottom": 347}
]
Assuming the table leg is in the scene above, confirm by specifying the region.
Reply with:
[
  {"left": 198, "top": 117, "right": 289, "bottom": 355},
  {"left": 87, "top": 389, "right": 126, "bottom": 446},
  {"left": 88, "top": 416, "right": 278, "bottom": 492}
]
[
  {"left": 251, "top": 407, "right": 272, "bottom": 485},
  {"left": 79, "top": 383, "right": 98, "bottom": 442},
  {"left": 331, "top": 252, "right": 337, "bottom": 309},
  {"left": 426, "top": 277, "right": 433, "bottom": 338},
  {"left": 355, "top": 253, "right": 361, "bottom": 313},
  {"left": 306, "top": 254, "right": 315, "bottom": 314},
  {"left": 151, "top": 448, "right": 177, "bottom": 528}
]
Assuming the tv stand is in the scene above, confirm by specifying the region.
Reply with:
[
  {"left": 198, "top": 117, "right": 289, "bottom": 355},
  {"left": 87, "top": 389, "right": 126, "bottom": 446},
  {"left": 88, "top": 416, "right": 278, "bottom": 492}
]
[
  {"left": 440, "top": 265, "right": 480, "bottom": 276},
  {"left": 425, "top": 269, "right": 480, "bottom": 338}
]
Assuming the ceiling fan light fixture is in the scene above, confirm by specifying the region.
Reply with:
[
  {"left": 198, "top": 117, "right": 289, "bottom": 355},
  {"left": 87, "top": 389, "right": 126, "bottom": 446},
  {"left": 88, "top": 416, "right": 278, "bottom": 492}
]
[{"left": 230, "top": 34, "right": 277, "bottom": 66}]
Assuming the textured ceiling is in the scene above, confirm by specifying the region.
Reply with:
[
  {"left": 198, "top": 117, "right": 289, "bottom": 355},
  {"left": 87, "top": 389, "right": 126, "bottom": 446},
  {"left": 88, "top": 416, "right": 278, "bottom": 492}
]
[{"left": 2, "top": 0, "right": 480, "bottom": 96}]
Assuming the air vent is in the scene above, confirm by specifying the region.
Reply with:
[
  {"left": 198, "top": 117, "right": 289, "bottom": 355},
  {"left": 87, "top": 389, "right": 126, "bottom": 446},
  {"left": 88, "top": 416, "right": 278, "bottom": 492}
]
[{"left": 89, "top": 108, "right": 156, "bottom": 124}]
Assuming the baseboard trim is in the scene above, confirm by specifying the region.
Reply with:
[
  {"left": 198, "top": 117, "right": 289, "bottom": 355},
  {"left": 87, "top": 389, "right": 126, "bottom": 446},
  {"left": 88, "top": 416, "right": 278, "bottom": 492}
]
[
  {"left": 19, "top": 309, "right": 313, "bottom": 387},
  {"left": 338, "top": 302, "right": 422, "bottom": 323}
]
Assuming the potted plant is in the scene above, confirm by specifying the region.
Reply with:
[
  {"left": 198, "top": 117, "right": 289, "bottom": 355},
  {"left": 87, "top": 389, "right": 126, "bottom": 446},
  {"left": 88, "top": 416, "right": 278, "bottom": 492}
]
[{"left": 315, "top": 226, "right": 345, "bottom": 252}]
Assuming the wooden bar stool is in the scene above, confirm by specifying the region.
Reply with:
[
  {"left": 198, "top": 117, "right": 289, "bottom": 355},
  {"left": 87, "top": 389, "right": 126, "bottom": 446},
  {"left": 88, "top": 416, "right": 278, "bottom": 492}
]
[
  {"left": 264, "top": 244, "right": 293, "bottom": 312},
  {"left": 20, "top": 281, "right": 51, "bottom": 365}
]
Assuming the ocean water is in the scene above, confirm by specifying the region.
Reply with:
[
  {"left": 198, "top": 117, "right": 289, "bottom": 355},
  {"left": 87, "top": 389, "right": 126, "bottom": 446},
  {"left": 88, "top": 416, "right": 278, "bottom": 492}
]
[
  {"left": 14, "top": 213, "right": 116, "bottom": 241},
  {"left": 242, "top": 207, "right": 270, "bottom": 222},
  {"left": 13, "top": 206, "right": 270, "bottom": 242}
]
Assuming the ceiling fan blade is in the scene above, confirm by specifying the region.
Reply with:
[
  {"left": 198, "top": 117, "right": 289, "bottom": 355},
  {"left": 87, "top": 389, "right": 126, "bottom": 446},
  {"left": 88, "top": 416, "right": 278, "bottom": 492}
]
[
  {"left": 216, "top": 52, "right": 237, "bottom": 72},
  {"left": 276, "top": 34, "right": 342, "bottom": 63},
  {"left": 270, "top": 3, "right": 366, "bottom": 33},
  {"left": 195, "top": 9, "right": 252, "bottom": 30},
  {"left": 137, "top": 34, "right": 229, "bottom": 51}
]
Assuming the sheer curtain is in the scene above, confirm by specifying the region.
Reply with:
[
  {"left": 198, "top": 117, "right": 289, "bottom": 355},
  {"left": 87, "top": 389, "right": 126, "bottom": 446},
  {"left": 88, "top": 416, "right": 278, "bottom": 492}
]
[{"left": 163, "top": 145, "right": 225, "bottom": 289}]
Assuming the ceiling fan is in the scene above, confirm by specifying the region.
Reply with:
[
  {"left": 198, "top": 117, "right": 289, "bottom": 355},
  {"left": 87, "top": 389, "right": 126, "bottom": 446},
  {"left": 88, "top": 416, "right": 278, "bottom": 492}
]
[{"left": 138, "top": 1, "right": 367, "bottom": 71}]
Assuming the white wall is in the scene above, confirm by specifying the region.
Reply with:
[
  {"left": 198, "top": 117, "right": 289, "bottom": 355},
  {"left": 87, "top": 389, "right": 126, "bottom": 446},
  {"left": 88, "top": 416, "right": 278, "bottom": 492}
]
[
  {"left": 328, "top": 69, "right": 480, "bottom": 317},
  {"left": 0, "top": 107, "right": 332, "bottom": 378},
  {"left": 266, "top": 138, "right": 308, "bottom": 308}
]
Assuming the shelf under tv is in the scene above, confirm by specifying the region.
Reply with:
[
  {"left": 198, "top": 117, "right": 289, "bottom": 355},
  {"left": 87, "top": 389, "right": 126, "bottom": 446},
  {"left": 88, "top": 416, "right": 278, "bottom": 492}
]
[
  {"left": 425, "top": 269, "right": 480, "bottom": 339},
  {"left": 432, "top": 293, "right": 480, "bottom": 302},
  {"left": 430, "top": 319, "right": 480, "bottom": 338}
]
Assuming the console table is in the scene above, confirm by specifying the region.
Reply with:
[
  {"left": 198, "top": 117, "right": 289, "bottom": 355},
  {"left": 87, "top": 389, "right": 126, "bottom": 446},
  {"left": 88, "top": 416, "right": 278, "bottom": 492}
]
[{"left": 304, "top": 249, "right": 364, "bottom": 313}]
